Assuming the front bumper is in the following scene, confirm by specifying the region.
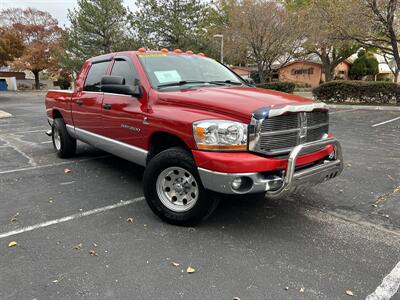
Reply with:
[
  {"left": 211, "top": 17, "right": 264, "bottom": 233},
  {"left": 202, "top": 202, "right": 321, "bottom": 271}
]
[{"left": 198, "top": 137, "right": 343, "bottom": 197}]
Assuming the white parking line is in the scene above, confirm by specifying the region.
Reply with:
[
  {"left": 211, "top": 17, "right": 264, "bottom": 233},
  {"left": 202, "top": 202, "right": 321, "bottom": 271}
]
[
  {"left": 366, "top": 261, "right": 400, "bottom": 300},
  {"left": 0, "top": 129, "right": 46, "bottom": 134},
  {"left": 0, "top": 196, "right": 145, "bottom": 240},
  {"left": 0, "top": 155, "right": 109, "bottom": 175},
  {"left": 372, "top": 117, "right": 400, "bottom": 127}
]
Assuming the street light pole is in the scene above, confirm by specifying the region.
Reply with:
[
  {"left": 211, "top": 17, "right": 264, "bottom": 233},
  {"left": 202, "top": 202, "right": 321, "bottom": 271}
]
[{"left": 213, "top": 34, "right": 224, "bottom": 64}]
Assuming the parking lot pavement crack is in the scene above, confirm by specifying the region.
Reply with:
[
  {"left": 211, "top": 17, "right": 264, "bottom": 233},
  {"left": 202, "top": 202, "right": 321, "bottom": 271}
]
[
  {"left": 375, "top": 186, "right": 400, "bottom": 205},
  {"left": 301, "top": 203, "right": 400, "bottom": 238}
]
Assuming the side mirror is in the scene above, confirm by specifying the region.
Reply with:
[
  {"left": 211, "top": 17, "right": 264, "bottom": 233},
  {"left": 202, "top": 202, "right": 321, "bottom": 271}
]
[
  {"left": 243, "top": 78, "right": 255, "bottom": 86},
  {"left": 100, "top": 75, "right": 141, "bottom": 97}
]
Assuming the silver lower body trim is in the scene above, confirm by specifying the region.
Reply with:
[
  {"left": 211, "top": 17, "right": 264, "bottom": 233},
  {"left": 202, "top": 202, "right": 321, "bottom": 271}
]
[
  {"left": 198, "top": 168, "right": 283, "bottom": 195},
  {"left": 66, "top": 124, "right": 77, "bottom": 139},
  {"left": 69, "top": 126, "right": 147, "bottom": 166}
]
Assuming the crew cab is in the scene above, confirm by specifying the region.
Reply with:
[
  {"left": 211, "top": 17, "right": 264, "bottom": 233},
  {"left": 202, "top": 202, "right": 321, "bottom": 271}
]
[{"left": 45, "top": 48, "right": 343, "bottom": 225}]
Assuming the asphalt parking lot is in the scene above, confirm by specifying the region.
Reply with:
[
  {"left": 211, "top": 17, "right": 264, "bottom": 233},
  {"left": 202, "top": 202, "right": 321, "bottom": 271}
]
[{"left": 0, "top": 92, "right": 399, "bottom": 300}]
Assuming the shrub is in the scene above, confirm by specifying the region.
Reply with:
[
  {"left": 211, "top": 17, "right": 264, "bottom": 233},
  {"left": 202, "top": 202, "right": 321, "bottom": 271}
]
[
  {"left": 349, "top": 50, "right": 379, "bottom": 80},
  {"left": 312, "top": 80, "right": 400, "bottom": 105},
  {"left": 257, "top": 81, "right": 296, "bottom": 93}
]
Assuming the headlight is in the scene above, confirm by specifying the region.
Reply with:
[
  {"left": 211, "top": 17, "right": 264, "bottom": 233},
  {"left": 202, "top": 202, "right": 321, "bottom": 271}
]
[{"left": 193, "top": 120, "right": 248, "bottom": 151}]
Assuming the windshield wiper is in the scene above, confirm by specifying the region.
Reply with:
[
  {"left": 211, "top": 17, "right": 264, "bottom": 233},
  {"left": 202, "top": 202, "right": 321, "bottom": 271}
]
[
  {"left": 157, "top": 80, "right": 242, "bottom": 89},
  {"left": 209, "top": 80, "right": 243, "bottom": 86},
  {"left": 157, "top": 80, "right": 210, "bottom": 89}
]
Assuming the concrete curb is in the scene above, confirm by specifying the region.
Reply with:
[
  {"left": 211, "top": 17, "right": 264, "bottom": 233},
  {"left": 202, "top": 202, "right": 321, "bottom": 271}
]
[{"left": 328, "top": 104, "right": 400, "bottom": 111}]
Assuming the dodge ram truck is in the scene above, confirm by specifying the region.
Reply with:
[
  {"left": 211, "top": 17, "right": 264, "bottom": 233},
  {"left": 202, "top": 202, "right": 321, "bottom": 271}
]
[{"left": 45, "top": 48, "right": 343, "bottom": 225}]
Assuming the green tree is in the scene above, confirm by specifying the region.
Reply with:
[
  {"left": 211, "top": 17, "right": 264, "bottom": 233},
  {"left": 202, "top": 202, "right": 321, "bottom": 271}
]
[
  {"left": 63, "top": 0, "right": 135, "bottom": 73},
  {"left": 349, "top": 50, "right": 379, "bottom": 80},
  {"left": 331, "top": 0, "right": 400, "bottom": 81},
  {"left": 131, "top": 0, "right": 211, "bottom": 52}
]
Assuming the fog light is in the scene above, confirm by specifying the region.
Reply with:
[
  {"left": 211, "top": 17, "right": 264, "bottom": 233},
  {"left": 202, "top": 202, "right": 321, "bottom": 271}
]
[{"left": 231, "top": 177, "right": 242, "bottom": 190}]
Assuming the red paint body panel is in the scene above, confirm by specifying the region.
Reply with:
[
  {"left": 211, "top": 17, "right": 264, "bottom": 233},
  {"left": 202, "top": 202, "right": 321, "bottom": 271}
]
[
  {"left": 45, "top": 50, "right": 333, "bottom": 174},
  {"left": 192, "top": 146, "right": 334, "bottom": 173},
  {"left": 157, "top": 86, "right": 315, "bottom": 122}
]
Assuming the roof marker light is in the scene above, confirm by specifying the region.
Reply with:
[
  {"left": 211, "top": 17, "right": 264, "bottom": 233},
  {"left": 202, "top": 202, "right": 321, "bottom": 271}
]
[
  {"left": 186, "top": 50, "right": 193, "bottom": 54},
  {"left": 174, "top": 49, "right": 183, "bottom": 53},
  {"left": 138, "top": 47, "right": 146, "bottom": 53},
  {"left": 161, "top": 48, "right": 169, "bottom": 53},
  {"left": 197, "top": 52, "right": 205, "bottom": 56}
]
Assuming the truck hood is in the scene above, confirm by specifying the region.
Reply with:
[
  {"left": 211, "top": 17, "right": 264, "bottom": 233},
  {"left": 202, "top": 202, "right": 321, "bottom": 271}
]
[{"left": 157, "top": 86, "right": 323, "bottom": 120}]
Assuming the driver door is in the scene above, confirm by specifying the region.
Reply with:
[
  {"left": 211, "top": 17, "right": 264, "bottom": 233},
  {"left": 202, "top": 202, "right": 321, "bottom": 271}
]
[{"left": 101, "top": 57, "right": 147, "bottom": 149}]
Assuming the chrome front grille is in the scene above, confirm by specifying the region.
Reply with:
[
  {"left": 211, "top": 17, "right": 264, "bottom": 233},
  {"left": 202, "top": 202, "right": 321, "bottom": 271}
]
[{"left": 249, "top": 110, "right": 329, "bottom": 156}]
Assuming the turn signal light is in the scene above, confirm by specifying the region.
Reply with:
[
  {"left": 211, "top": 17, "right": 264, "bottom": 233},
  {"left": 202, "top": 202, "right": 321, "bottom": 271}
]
[{"left": 197, "top": 52, "right": 205, "bottom": 56}]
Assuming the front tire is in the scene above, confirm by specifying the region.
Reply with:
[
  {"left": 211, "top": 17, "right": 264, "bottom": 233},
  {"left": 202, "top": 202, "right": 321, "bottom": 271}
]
[
  {"left": 143, "top": 147, "right": 218, "bottom": 226},
  {"left": 52, "top": 118, "right": 76, "bottom": 158}
]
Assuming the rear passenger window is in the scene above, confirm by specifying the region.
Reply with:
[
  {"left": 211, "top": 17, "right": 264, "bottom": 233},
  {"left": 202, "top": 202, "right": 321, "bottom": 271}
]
[
  {"left": 111, "top": 59, "right": 138, "bottom": 85},
  {"left": 84, "top": 61, "right": 110, "bottom": 92}
]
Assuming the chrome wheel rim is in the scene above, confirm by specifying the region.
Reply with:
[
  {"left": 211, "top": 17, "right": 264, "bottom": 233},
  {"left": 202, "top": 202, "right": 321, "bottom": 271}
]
[
  {"left": 53, "top": 127, "right": 61, "bottom": 151},
  {"left": 156, "top": 167, "right": 199, "bottom": 212}
]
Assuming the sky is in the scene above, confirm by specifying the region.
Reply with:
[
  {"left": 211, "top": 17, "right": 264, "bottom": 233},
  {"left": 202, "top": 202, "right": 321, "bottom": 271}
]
[{"left": 0, "top": 0, "right": 134, "bottom": 27}]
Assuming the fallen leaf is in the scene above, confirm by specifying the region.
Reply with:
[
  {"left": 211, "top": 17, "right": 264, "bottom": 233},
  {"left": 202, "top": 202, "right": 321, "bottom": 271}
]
[
  {"left": 346, "top": 163, "right": 352, "bottom": 167},
  {"left": 126, "top": 217, "right": 134, "bottom": 223},
  {"left": 345, "top": 290, "right": 354, "bottom": 296},
  {"left": 186, "top": 266, "right": 195, "bottom": 273},
  {"left": 372, "top": 204, "right": 378, "bottom": 208},
  {"left": 284, "top": 286, "right": 289, "bottom": 291},
  {"left": 10, "top": 212, "right": 19, "bottom": 222},
  {"left": 233, "top": 297, "right": 241, "bottom": 300},
  {"left": 93, "top": 243, "right": 98, "bottom": 247},
  {"left": 171, "top": 262, "right": 180, "bottom": 267},
  {"left": 64, "top": 168, "right": 71, "bottom": 174},
  {"left": 8, "top": 241, "right": 17, "bottom": 247},
  {"left": 52, "top": 279, "right": 58, "bottom": 283},
  {"left": 299, "top": 287, "right": 305, "bottom": 293},
  {"left": 74, "top": 243, "right": 82, "bottom": 250},
  {"left": 89, "top": 250, "right": 97, "bottom": 256}
]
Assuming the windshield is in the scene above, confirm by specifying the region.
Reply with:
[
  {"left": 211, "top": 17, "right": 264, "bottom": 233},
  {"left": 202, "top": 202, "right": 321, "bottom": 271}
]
[{"left": 138, "top": 53, "right": 243, "bottom": 90}]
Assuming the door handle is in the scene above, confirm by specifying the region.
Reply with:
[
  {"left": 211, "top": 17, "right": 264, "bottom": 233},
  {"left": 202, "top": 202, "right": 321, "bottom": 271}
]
[
  {"left": 102, "top": 103, "right": 112, "bottom": 110},
  {"left": 76, "top": 99, "right": 83, "bottom": 106}
]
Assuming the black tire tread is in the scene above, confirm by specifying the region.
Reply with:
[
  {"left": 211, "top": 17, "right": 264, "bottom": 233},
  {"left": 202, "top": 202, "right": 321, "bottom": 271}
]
[{"left": 52, "top": 118, "right": 77, "bottom": 158}]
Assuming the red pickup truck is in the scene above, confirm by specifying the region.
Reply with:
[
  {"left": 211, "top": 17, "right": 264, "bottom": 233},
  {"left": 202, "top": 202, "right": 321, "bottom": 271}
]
[{"left": 45, "top": 49, "right": 343, "bottom": 225}]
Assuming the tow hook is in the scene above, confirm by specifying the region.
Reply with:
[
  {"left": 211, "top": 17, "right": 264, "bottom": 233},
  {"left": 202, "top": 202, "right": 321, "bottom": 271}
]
[{"left": 45, "top": 129, "right": 52, "bottom": 137}]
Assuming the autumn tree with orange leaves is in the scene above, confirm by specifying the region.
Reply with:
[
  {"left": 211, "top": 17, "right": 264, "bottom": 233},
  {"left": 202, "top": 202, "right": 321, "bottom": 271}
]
[
  {"left": 0, "top": 28, "right": 24, "bottom": 66},
  {"left": 0, "top": 8, "right": 62, "bottom": 89}
]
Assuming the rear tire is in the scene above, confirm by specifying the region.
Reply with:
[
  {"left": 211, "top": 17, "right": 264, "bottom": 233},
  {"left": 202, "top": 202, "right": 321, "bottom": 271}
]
[
  {"left": 52, "top": 118, "right": 76, "bottom": 158},
  {"left": 143, "top": 147, "right": 218, "bottom": 226}
]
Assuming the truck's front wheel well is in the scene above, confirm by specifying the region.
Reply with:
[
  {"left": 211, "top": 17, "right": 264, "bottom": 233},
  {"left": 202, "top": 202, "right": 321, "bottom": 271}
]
[
  {"left": 52, "top": 110, "right": 63, "bottom": 119},
  {"left": 147, "top": 132, "right": 191, "bottom": 164}
]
